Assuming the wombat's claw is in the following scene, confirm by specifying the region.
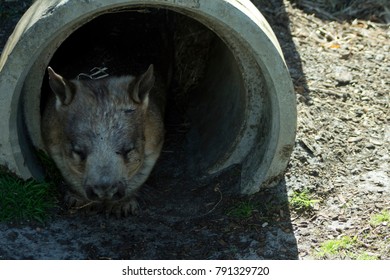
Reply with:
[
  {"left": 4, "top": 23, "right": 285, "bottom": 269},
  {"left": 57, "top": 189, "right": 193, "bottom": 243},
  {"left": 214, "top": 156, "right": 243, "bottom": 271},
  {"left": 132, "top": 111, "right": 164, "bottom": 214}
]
[
  {"left": 65, "top": 193, "right": 84, "bottom": 208},
  {"left": 126, "top": 198, "right": 140, "bottom": 216},
  {"left": 65, "top": 193, "right": 94, "bottom": 213},
  {"left": 107, "top": 198, "right": 140, "bottom": 218}
]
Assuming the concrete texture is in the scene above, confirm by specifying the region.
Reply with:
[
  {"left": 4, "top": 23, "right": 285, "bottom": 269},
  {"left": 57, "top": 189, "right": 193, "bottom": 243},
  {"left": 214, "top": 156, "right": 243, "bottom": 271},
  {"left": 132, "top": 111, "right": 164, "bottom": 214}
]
[{"left": 0, "top": 0, "right": 296, "bottom": 194}]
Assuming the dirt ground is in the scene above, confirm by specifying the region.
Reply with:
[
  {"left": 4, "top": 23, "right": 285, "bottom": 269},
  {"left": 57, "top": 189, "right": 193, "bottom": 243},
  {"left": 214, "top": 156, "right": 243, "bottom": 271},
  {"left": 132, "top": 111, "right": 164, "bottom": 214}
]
[{"left": 0, "top": 0, "right": 389, "bottom": 259}]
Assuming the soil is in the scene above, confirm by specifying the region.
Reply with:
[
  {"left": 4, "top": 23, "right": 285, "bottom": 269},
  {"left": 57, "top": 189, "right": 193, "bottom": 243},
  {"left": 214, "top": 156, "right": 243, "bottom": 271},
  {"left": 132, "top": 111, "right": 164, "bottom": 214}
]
[{"left": 0, "top": 0, "right": 389, "bottom": 260}]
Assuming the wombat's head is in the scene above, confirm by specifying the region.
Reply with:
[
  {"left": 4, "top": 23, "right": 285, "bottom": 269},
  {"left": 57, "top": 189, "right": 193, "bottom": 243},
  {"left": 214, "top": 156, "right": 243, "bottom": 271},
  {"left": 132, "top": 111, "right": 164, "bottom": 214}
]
[{"left": 46, "top": 65, "right": 155, "bottom": 203}]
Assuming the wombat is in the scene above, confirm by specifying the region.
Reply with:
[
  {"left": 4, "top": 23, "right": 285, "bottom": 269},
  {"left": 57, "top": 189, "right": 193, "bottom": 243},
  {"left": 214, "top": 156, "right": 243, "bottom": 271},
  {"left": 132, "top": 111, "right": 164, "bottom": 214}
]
[{"left": 41, "top": 65, "right": 165, "bottom": 217}]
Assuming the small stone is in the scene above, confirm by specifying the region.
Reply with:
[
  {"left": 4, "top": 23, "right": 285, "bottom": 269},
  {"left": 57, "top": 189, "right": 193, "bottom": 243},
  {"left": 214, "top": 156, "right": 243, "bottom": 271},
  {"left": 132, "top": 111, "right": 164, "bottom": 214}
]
[
  {"left": 333, "top": 66, "right": 353, "bottom": 85},
  {"left": 365, "top": 143, "right": 375, "bottom": 149},
  {"left": 351, "top": 169, "right": 360, "bottom": 175},
  {"left": 339, "top": 50, "right": 352, "bottom": 60},
  {"left": 356, "top": 44, "right": 365, "bottom": 50},
  {"left": 338, "top": 216, "right": 347, "bottom": 222},
  {"left": 370, "top": 138, "right": 383, "bottom": 146},
  {"left": 375, "top": 54, "right": 385, "bottom": 61},
  {"left": 348, "top": 136, "right": 363, "bottom": 143}
]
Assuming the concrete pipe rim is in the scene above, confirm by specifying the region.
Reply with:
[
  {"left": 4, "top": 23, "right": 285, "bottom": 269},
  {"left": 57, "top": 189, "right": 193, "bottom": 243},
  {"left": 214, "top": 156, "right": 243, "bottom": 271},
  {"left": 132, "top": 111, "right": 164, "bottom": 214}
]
[{"left": 0, "top": 0, "right": 296, "bottom": 194}]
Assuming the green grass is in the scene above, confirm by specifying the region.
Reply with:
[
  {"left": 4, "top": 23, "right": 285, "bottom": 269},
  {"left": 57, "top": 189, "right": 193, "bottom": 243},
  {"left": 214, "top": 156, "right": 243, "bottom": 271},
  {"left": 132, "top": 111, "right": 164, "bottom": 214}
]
[
  {"left": 289, "top": 189, "right": 320, "bottom": 212},
  {"left": 317, "top": 235, "right": 357, "bottom": 258},
  {"left": 0, "top": 171, "right": 57, "bottom": 224},
  {"left": 0, "top": 150, "right": 61, "bottom": 223},
  {"left": 316, "top": 235, "right": 382, "bottom": 259},
  {"left": 314, "top": 211, "right": 390, "bottom": 259},
  {"left": 227, "top": 201, "right": 258, "bottom": 219},
  {"left": 370, "top": 210, "right": 390, "bottom": 227},
  {"left": 355, "top": 253, "right": 379, "bottom": 260}
]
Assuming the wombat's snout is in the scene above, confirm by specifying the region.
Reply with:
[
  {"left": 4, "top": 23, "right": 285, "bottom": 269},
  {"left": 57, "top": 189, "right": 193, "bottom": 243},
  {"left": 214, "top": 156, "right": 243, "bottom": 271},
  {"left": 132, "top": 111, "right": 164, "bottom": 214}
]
[{"left": 86, "top": 183, "right": 126, "bottom": 201}]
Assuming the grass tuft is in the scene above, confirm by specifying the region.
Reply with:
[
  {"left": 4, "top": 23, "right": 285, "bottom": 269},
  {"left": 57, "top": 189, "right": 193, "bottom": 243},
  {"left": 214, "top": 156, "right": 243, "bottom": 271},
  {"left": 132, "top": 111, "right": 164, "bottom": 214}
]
[
  {"left": 289, "top": 189, "right": 320, "bottom": 212},
  {"left": 355, "top": 253, "right": 379, "bottom": 260},
  {"left": 370, "top": 210, "right": 390, "bottom": 227},
  {"left": 0, "top": 172, "right": 58, "bottom": 224},
  {"left": 317, "top": 235, "right": 357, "bottom": 258},
  {"left": 227, "top": 201, "right": 258, "bottom": 219}
]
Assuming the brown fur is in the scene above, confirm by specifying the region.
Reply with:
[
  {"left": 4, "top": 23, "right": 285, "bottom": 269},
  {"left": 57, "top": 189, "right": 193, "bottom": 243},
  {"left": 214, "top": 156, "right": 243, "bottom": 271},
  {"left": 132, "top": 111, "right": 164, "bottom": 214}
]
[{"left": 41, "top": 65, "right": 165, "bottom": 217}]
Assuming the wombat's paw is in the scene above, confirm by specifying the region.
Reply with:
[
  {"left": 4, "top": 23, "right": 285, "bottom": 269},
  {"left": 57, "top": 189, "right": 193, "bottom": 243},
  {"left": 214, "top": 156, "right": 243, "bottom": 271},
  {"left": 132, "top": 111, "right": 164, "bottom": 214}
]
[
  {"left": 118, "top": 198, "right": 140, "bottom": 217},
  {"left": 64, "top": 192, "right": 95, "bottom": 213},
  {"left": 105, "top": 198, "right": 140, "bottom": 218},
  {"left": 65, "top": 192, "right": 84, "bottom": 207},
  {"left": 128, "top": 198, "right": 141, "bottom": 216}
]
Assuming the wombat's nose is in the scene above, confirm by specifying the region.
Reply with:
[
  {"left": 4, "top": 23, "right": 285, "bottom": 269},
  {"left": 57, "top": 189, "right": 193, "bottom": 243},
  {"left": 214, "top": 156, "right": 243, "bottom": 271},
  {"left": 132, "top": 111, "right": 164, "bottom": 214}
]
[
  {"left": 86, "top": 186, "right": 102, "bottom": 200},
  {"left": 112, "top": 187, "right": 125, "bottom": 201},
  {"left": 86, "top": 184, "right": 125, "bottom": 201}
]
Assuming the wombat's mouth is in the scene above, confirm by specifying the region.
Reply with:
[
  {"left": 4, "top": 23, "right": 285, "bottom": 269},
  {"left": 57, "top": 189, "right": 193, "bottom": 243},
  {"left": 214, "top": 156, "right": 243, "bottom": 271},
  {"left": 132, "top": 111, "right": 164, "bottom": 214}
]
[
  {"left": 65, "top": 187, "right": 134, "bottom": 212},
  {"left": 85, "top": 184, "right": 126, "bottom": 202},
  {"left": 86, "top": 194, "right": 124, "bottom": 203}
]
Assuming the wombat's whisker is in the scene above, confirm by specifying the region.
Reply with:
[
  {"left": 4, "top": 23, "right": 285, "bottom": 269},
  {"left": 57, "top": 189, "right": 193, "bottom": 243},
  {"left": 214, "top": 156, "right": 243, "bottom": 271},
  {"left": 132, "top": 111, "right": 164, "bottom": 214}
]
[{"left": 71, "top": 201, "right": 95, "bottom": 210}]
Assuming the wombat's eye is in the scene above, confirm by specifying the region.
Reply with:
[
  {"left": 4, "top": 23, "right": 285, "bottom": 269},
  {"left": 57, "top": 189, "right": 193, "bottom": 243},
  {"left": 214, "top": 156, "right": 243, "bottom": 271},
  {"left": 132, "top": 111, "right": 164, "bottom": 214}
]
[
  {"left": 117, "top": 145, "right": 134, "bottom": 157},
  {"left": 72, "top": 149, "right": 86, "bottom": 161},
  {"left": 71, "top": 144, "right": 87, "bottom": 161},
  {"left": 124, "top": 108, "right": 135, "bottom": 114}
]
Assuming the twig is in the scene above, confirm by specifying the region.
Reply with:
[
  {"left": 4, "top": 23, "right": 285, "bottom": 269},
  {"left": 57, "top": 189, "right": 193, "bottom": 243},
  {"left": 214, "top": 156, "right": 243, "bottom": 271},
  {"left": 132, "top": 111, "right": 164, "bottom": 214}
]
[{"left": 201, "top": 184, "right": 223, "bottom": 217}]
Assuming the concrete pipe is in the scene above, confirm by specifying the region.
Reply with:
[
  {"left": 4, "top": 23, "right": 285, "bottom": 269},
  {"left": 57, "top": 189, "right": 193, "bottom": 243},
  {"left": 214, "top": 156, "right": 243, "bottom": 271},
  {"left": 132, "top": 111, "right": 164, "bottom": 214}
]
[{"left": 0, "top": 0, "right": 296, "bottom": 194}]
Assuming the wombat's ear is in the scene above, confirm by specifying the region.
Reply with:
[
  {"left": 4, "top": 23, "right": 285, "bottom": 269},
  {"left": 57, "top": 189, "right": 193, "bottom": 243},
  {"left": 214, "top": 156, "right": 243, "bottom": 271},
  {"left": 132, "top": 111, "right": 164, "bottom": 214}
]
[
  {"left": 47, "top": 67, "right": 75, "bottom": 107},
  {"left": 130, "top": 64, "right": 155, "bottom": 105}
]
